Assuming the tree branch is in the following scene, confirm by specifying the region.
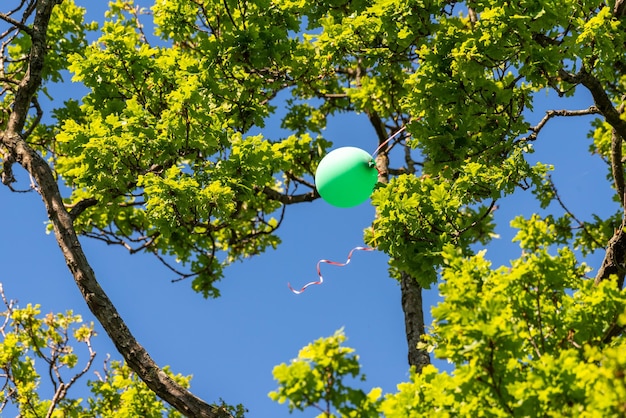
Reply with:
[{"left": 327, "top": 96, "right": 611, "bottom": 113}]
[
  {"left": 594, "top": 227, "right": 626, "bottom": 288},
  {"left": 400, "top": 272, "right": 430, "bottom": 371},
  {"left": 612, "top": 100, "right": 626, "bottom": 210},
  {"left": 367, "top": 114, "right": 430, "bottom": 370},
  {"left": 0, "top": 152, "right": 16, "bottom": 185},
  {"left": 519, "top": 106, "right": 599, "bottom": 143},
  {"left": 0, "top": 11, "right": 33, "bottom": 36},
  {"left": 0, "top": 1, "right": 232, "bottom": 416},
  {"left": 612, "top": 128, "right": 626, "bottom": 209},
  {"left": 261, "top": 186, "right": 318, "bottom": 204},
  {"left": 67, "top": 197, "right": 98, "bottom": 221},
  {"left": 560, "top": 69, "right": 626, "bottom": 141},
  {"left": 556, "top": 69, "right": 626, "bottom": 289}
]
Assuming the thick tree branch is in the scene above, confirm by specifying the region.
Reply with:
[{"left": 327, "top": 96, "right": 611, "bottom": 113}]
[
  {"left": 369, "top": 116, "right": 430, "bottom": 370},
  {"left": 261, "top": 186, "right": 318, "bottom": 204},
  {"left": 611, "top": 128, "right": 626, "bottom": 209},
  {"left": 67, "top": 197, "right": 98, "bottom": 221},
  {"left": 0, "top": 1, "right": 232, "bottom": 416},
  {"left": 400, "top": 272, "right": 430, "bottom": 371},
  {"left": 558, "top": 69, "right": 626, "bottom": 289},
  {"left": 594, "top": 227, "right": 626, "bottom": 288},
  {"left": 560, "top": 69, "right": 626, "bottom": 141},
  {"left": 612, "top": 100, "right": 626, "bottom": 210}
]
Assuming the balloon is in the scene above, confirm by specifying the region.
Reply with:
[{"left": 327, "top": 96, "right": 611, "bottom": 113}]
[{"left": 315, "top": 147, "right": 378, "bottom": 208}]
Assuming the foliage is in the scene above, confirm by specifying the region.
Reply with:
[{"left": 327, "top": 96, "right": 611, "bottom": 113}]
[
  {"left": 0, "top": 287, "right": 95, "bottom": 417},
  {"left": 87, "top": 360, "right": 189, "bottom": 418},
  {"left": 269, "top": 329, "right": 382, "bottom": 417},
  {"left": 49, "top": 0, "right": 330, "bottom": 298},
  {"left": 274, "top": 216, "right": 626, "bottom": 416},
  {"left": 3, "top": 0, "right": 626, "bottom": 415},
  {"left": 0, "top": 285, "right": 200, "bottom": 417},
  {"left": 40, "top": 0, "right": 626, "bottom": 297},
  {"left": 380, "top": 215, "right": 626, "bottom": 416}
]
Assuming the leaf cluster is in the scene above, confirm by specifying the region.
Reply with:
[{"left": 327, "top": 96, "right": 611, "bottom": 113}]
[
  {"left": 87, "top": 360, "right": 189, "bottom": 418},
  {"left": 273, "top": 215, "right": 626, "bottom": 416},
  {"left": 367, "top": 146, "right": 548, "bottom": 287},
  {"left": 269, "top": 329, "right": 381, "bottom": 417},
  {"left": 0, "top": 284, "right": 236, "bottom": 417},
  {"left": 383, "top": 215, "right": 626, "bottom": 416},
  {"left": 0, "top": 286, "right": 95, "bottom": 417},
  {"left": 38, "top": 0, "right": 344, "bottom": 297}
]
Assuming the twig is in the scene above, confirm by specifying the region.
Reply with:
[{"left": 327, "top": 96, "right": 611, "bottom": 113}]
[
  {"left": 456, "top": 199, "right": 497, "bottom": 236},
  {"left": 45, "top": 328, "right": 97, "bottom": 418},
  {"left": 547, "top": 175, "right": 604, "bottom": 249},
  {"left": 519, "top": 106, "right": 600, "bottom": 143},
  {"left": 0, "top": 12, "right": 33, "bottom": 36}
]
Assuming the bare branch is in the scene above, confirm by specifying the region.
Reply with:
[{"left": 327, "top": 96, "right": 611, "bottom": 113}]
[
  {"left": 547, "top": 175, "right": 605, "bottom": 249},
  {"left": 285, "top": 172, "right": 316, "bottom": 190},
  {"left": 0, "top": 11, "right": 33, "bottom": 36},
  {"left": 456, "top": 199, "right": 497, "bottom": 236},
  {"left": 45, "top": 327, "right": 97, "bottom": 418},
  {"left": 560, "top": 69, "right": 626, "bottom": 142},
  {"left": 519, "top": 106, "right": 600, "bottom": 143}
]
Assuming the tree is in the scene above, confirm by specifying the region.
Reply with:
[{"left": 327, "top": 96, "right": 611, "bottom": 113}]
[
  {"left": 1, "top": 0, "right": 626, "bottom": 417},
  {"left": 269, "top": 329, "right": 382, "bottom": 417},
  {"left": 272, "top": 226, "right": 626, "bottom": 416},
  {"left": 0, "top": 283, "right": 182, "bottom": 417},
  {"left": 271, "top": 0, "right": 626, "bottom": 415}
]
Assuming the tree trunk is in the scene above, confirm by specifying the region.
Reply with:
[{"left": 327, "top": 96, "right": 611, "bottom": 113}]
[
  {"left": 400, "top": 272, "right": 431, "bottom": 371},
  {"left": 374, "top": 127, "right": 430, "bottom": 371},
  {"left": 0, "top": 2, "right": 232, "bottom": 417}
]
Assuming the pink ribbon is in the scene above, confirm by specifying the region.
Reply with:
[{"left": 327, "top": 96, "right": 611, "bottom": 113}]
[{"left": 288, "top": 246, "right": 374, "bottom": 294}]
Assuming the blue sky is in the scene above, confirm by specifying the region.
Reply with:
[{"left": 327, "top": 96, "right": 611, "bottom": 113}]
[{"left": 0, "top": 2, "right": 617, "bottom": 417}]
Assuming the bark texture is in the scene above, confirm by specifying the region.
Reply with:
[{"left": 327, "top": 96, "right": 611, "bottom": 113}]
[
  {"left": 560, "top": 50, "right": 626, "bottom": 342},
  {"left": 374, "top": 125, "right": 430, "bottom": 372},
  {"left": 400, "top": 272, "right": 430, "bottom": 371},
  {"left": 0, "top": 1, "right": 232, "bottom": 417}
]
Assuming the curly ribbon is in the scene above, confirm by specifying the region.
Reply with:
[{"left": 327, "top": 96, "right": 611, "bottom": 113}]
[{"left": 288, "top": 246, "right": 375, "bottom": 294}]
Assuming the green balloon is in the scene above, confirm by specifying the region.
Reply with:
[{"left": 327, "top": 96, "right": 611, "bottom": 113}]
[{"left": 315, "top": 147, "right": 378, "bottom": 208}]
